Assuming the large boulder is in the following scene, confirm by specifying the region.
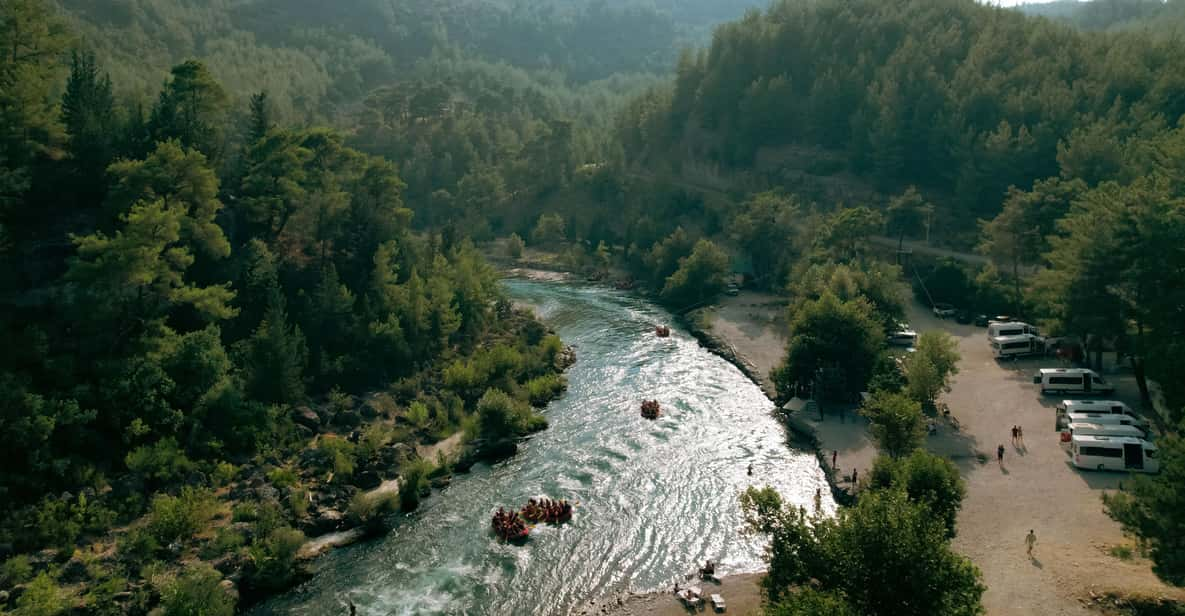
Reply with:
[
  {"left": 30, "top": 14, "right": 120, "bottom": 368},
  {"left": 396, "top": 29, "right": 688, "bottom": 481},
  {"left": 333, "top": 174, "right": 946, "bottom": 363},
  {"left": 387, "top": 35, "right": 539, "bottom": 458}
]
[
  {"left": 352, "top": 471, "right": 382, "bottom": 490},
  {"left": 301, "top": 508, "right": 345, "bottom": 536},
  {"left": 58, "top": 556, "right": 90, "bottom": 584},
  {"left": 292, "top": 406, "right": 321, "bottom": 431},
  {"left": 331, "top": 407, "right": 361, "bottom": 429},
  {"left": 357, "top": 395, "right": 391, "bottom": 419},
  {"left": 298, "top": 448, "right": 332, "bottom": 476}
]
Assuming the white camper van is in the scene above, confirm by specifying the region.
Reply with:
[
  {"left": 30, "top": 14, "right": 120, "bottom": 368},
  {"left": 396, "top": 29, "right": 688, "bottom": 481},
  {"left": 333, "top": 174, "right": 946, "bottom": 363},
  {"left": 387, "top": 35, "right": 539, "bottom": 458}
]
[
  {"left": 1064, "top": 421, "right": 1146, "bottom": 440},
  {"left": 1055, "top": 400, "right": 1147, "bottom": 430},
  {"left": 987, "top": 321, "right": 1040, "bottom": 340},
  {"left": 1070, "top": 435, "right": 1158, "bottom": 473},
  {"left": 990, "top": 334, "right": 1045, "bottom": 359},
  {"left": 1032, "top": 368, "right": 1115, "bottom": 395}
]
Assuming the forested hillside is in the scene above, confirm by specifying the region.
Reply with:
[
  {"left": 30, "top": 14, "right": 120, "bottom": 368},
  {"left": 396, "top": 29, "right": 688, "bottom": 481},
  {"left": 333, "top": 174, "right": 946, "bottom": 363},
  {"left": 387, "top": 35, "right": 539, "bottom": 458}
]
[
  {"left": 1, "top": 1, "right": 575, "bottom": 612},
  {"left": 52, "top": 0, "right": 761, "bottom": 123},
  {"left": 619, "top": 0, "right": 1185, "bottom": 224}
]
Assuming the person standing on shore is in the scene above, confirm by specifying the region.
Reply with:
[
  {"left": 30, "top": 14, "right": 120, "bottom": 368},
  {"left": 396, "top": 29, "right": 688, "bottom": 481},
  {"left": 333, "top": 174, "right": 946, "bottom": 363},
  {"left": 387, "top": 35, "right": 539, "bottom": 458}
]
[
  {"left": 832, "top": 450, "right": 837, "bottom": 469},
  {"left": 1011, "top": 425, "right": 1018, "bottom": 445},
  {"left": 851, "top": 468, "right": 858, "bottom": 485},
  {"left": 997, "top": 444, "right": 1005, "bottom": 466},
  {"left": 814, "top": 488, "right": 822, "bottom": 513},
  {"left": 1017, "top": 425, "right": 1025, "bottom": 447},
  {"left": 1026, "top": 529, "right": 1037, "bottom": 555}
]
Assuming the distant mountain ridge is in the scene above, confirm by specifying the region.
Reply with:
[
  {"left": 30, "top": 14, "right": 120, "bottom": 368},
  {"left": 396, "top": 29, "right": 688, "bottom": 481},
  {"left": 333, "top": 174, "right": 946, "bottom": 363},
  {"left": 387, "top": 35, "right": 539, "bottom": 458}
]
[
  {"left": 1014, "top": 0, "right": 1185, "bottom": 31},
  {"left": 52, "top": 0, "right": 766, "bottom": 122}
]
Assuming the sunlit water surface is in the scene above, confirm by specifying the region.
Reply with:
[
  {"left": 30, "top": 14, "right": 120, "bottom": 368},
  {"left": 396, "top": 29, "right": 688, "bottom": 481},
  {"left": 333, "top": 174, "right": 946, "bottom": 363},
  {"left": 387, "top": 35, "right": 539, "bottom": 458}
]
[{"left": 253, "top": 279, "right": 832, "bottom": 615}]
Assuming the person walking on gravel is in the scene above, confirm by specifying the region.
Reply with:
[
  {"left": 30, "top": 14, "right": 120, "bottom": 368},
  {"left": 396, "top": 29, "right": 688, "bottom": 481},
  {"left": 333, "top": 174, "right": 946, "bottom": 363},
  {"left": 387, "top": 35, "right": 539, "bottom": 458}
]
[
  {"left": 1011, "top": 425, "right": 1018, "bottom": 445},
  {"left": 997, "top": 444, "right": 1005, "bottom": 466},
  {"left": 1017, "top": 425, "right": 1025, "bottom": 447},
  {"left": 1026, "top": 529, "right": 1037, "bottom": 555}
]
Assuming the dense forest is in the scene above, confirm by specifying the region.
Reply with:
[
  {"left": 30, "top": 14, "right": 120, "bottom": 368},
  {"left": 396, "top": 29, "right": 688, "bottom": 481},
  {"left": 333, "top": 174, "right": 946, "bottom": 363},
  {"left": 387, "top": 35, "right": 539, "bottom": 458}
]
[
  {"left": 52, "top": 0, "right": 763, "bottom": 123},
  {"left": 5, "top": 0, "right": 1185, "bottom": 613},
  {"left": 1, "top": 1, "right": 580, "bottom": 613},
  {"left": 619, "top": 0, "right": 1185, "bottom": 225}
]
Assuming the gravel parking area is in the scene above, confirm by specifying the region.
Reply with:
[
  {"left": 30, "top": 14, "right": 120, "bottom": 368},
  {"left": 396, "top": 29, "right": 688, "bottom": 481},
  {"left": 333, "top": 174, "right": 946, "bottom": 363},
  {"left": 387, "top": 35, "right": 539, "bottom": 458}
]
[
  {"left": 701, "top": 292, "right": 1185, "bottom": 615},
  {"left": 906, "top": 301, "right": 1185, "bottom": 615}
]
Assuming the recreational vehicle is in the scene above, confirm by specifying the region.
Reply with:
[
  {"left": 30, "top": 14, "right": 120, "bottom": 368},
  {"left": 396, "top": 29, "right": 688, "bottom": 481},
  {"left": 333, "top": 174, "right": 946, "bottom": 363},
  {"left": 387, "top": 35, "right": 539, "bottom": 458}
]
[
  {"left": 1070, "top": 435, "right": 1158, "bottom": 473},
  {"left": 1055, "top": 400, "right": 1147, "bottom": 429},
  {"left": 990, "top": 334, "right": 1045, "bottom": 358},
  {"left": 987, "top": 321, "right": 1040, "bottom": 340},
  {"left": 1032, "top": 368, "right": 1115, "bottom": 395},
  {"left": 1064, "top": 421, "right": 1146, "bottom": 440}
]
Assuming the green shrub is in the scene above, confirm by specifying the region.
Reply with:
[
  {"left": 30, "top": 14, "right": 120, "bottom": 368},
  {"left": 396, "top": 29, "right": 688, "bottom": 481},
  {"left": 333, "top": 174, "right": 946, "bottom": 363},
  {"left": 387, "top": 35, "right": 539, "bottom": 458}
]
[
  {"left": 1, "top": 554, "right": 33, "bottom": 586},
  {"left": 288, "top": 489, "right": 310, "bottom": 518},
  {"left": 117, "top": 526, "right": 161, "bottom": 567},
  {"left": 245, "top": 528, "right": 305, "bottom": 591},
  {"left": 147, "top": 487, "right": 216, "bottom": 544},
  {"left": 357, "top": 423, "right": 394, "bottom": 461},
  {"left": 15, "top": 572, "right": 67, "bottom": 615},
  {"left": 1110, "top": 545, "right": 1134, "bottom": 560},
  {"left": 536, "top": 334, "right": 564, "bottom": 369},
  {"left": 125, "top": 438, "right": 196, "bottom": 487},
  {"left": 316, "top": 436, "right": 356, "bottom": 478},
  {"left": 506, "top": 233, "right": 525, "bottom": 259},
  {"left": 266, "top": 466, "right": 298, "bottom": 488},
  {"left": 84, "top": 574, "right": 129, "bottom": 616},
  {"left": 525, "top": 374, "right": 567, "bottom": 407},
  {"left": 34, "top": 492, "right": 115, "bottom": 552},
  {"left": 399, "top": 459, "right": 433, "bottom": 512},
  {"left": 234, "top": 501, "right": 287, "bottom": 539},
  {"left": 347, "top": 490, "right": 399, "bottom": 528},
  {"left": 200, "top": 527, "right": 245, "bottom": 560},
  {"left": 406, "top": 401, "right": 430, "bottom": 428},
  {"left": 211, "top": 462, "right": 238, "bottom": 487},
  {"left": 231, "top": 503, "right": 258, "bottom": 523},
  {"left": 160, "top": 564, "right": 234, "bottom": 616}
]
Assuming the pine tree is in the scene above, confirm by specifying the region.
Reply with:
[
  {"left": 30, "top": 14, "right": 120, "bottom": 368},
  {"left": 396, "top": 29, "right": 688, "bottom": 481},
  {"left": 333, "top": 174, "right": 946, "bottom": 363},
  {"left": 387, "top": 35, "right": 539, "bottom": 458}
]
[
  {"left": 61, "top": 50, "right": 116, "bottom": 185},
  {"left": 241, "top": 294, "right": 307, "bottom": 405},
  {"left": 247, "top": 91, "right": 271, "bottom": 145},
  {"left": 149, "top": 61, "right": 230, "bottom": 164}
]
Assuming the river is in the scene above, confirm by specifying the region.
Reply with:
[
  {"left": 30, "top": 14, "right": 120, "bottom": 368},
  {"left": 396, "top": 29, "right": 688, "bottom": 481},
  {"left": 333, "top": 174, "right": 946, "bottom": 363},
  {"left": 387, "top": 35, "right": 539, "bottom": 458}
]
[{"left": 254, "top": 279, "right": 832, "bottom": 615}]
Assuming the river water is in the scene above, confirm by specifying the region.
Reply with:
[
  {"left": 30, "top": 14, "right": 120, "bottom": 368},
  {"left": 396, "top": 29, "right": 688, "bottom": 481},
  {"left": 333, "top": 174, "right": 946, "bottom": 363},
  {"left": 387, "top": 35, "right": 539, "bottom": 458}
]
[{"left": 254, "top": 279, "right": 832, "bottom": 615}]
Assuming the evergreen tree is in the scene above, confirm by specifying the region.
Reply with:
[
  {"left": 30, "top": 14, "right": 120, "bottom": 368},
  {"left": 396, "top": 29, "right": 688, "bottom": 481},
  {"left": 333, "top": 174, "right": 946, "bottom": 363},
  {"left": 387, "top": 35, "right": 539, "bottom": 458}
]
[
  {"left": 248, "top": 91, "right": 272, "bottom": 145},
  {"left": 240, "top": 294, "right": 307, "bottom": 405},
  {"left": 149, "top": 61, "right": 230, "bottom": 164},
  {"left": 60, "top": 50, "right": 116, "bottom": 192}
]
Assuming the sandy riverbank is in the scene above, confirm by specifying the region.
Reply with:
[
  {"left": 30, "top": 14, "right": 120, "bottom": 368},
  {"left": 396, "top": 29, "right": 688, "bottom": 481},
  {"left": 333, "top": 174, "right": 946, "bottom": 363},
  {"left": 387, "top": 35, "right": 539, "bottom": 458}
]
[
  {"left": 697, "top": 289, "right": 1185, "bottom": 615},
  {"left": 593, "top": 573, "right": 766, "bottom": 616}
]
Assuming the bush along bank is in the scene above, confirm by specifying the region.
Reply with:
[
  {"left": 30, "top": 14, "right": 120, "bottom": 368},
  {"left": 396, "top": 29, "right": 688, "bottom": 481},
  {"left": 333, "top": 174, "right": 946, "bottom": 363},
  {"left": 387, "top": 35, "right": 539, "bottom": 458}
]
[{"left": 0, "top": 306, "right": 572, "bottom": 615}]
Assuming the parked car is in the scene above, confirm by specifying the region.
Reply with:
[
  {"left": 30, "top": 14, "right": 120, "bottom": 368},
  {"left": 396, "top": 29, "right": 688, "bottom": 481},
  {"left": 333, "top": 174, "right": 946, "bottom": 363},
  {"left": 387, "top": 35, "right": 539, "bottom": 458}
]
[
  {"left": 955, "top": 310, "right": 973, "bottom": 324},
  {"left": 932, "top": 302, "right": 957, "bottom": 318},
  {"left": 888, "top": 328, "right": 918, "bottom": 347},
  {"left": 725, "top": 284, "right": 740, "bottom": 296},
  {"left": 973, "top": 314, "right": 989, "bottom": 327}
]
